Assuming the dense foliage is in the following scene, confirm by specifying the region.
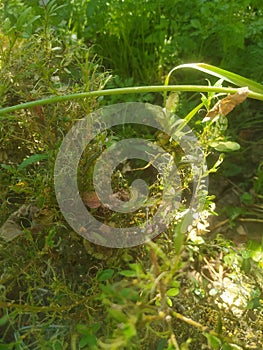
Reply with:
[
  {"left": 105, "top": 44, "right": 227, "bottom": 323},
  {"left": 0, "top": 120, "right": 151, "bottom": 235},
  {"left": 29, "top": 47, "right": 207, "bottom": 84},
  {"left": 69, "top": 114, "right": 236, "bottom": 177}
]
[{"left": 1, "top": 0, "right": 263, "bottom": 84}]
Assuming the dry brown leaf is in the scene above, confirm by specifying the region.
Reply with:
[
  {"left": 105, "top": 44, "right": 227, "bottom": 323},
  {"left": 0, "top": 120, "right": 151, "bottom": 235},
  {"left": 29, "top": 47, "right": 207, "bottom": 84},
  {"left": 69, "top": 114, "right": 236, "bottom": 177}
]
[
  {"left": 206, "top": 87, "right": 249, "bottom": 119},
  {"left": 0, "top": 204, "right": 40, "bottom": 242},
  {"left": 82, "top": 191, "right": 101, "bottom": 208}
]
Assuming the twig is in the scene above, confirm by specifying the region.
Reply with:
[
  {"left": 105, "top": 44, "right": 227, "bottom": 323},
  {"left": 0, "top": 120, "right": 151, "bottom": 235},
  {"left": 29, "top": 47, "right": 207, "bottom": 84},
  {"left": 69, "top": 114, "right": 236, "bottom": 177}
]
[
  {"left": 237, "top": 218, "right": 263, "bottom": 223},
  {"left": 212, "top": 218, "right": 229, "bottom": 230},
  {"left": 171, "top": 311, "right": 249, "bottom": 349}
]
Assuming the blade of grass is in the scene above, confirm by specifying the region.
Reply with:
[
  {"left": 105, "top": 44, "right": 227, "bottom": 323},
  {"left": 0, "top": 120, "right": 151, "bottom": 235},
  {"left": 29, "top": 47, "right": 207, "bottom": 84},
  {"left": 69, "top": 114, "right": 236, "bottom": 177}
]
[
  {"left": 176, "top": 102, "right": 204, "bottom": 134},
  {"left": 165, "top": 63, "right": 263, "bottom": 94},
  {"left": 0, "top": 85, "right": 262, "bottom": 116}
]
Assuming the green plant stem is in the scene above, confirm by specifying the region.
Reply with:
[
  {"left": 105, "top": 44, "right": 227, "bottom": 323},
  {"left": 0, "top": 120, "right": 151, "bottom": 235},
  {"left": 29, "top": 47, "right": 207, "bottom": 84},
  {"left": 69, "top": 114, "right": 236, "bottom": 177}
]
[
  {"left": 0, "top": 300, "right": 68, "bottom": 313},
  {"left": 71, "top": 333, "right": 78, "bottom": 350},
  {"left": 0, "top": 85, "right": 262, "bottom": 116}
]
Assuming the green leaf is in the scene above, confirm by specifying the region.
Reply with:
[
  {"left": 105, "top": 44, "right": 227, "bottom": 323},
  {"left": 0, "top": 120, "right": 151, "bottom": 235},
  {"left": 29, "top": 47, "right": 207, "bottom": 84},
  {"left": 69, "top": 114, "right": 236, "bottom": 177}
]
[
  {"left": 119, "top": 270, "right": 137, "bottom": 277},
  {"left": 166, "top": 288, "right": 179, "bottom": 297},
  {"left": 0, "top": 314, "right": 8, "bottom": 326},
  {"left": 166, "top": 297, "right": 173, "bottom": 307},
  {"left": 108, "top": 308, "right": 127, "bottom": 322},
  {"left": 241, "top": 192, "right": 254, "bottom": 205},
  {"left": 157, "top": 338, "right": 167, "bottom": 350},
  {"left": 18, "top": 153, "right": 48, "bottom": 170},
  {"left": 171, "top": 280, "right": 180, "bottom": 288},
  {"left": 241, "top": 258, "right": 251, "bottom": 273},
  {"left": 173, "top": 224, "right": 185, "bottom": 255},
  {"left": 122, "top": 320, "right": 137, "bottom": 339},
  {"left": 247, "top": 297, "right": 261, "bottom": 310},
  {"left": 51, "top": 340, "right": 64, "bottom": 350},
  {"left": 76, "top": 323, "right": 100, "bottom": 336},
  {"left": 92, "top": 323, "right": 101, "bottom": 332},
  {"left": 76, "top": 324, "right": 90, "bottom": 335},
  {"left": 120, "top": 288, "right": 132, "bottom": 297},
  {"left": 210, "top": 141, "right": 240, "bottom": 152},
  {"left": 1, "top": 164, "right": 15, "bottom": 171},
  {"left": 128, "top": 263, "right": 144, "bottom": 274},
  {"left": 79, "top": 334, "right": 97, "bottom": 348},
  {"left": 246, "top": 240, "right": 263, "bottom": 263},
  {"left": 97, "top": 269, "right": 114, "bottom": 282},
  {"left": 203, "top": 333, "right": 222, "bottom": 350},
  {"left": 174, "top": 211, "right": 193, "bottom": 254}
]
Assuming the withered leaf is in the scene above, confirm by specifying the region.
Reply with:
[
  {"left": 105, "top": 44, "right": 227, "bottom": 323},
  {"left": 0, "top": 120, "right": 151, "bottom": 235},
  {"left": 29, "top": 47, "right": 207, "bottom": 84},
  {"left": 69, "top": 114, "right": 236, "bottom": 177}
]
[
  {"left": 205, "top": 87, "right": 249, "bottom": 119},
  {"left": 82, "top": 191, "right": 101, "bottom": 208},
  {"left": 0, "top": 204, "right": 40, "bottom": 242}
]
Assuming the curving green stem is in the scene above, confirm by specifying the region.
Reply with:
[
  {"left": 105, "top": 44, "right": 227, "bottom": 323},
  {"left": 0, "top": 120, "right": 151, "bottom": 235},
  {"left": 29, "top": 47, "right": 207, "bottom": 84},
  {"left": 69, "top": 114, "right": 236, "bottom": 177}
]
[{"left": 0, "top": 85, "right": 262, "bottom": 116}]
